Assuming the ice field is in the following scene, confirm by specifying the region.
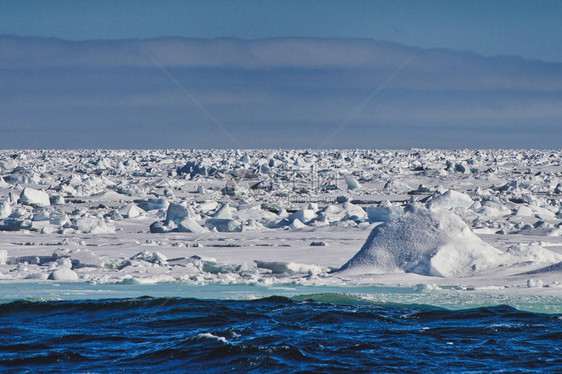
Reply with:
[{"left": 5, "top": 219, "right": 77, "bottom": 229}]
[{"left": 1, "top": 149, "right": 561, "bottom": 310}]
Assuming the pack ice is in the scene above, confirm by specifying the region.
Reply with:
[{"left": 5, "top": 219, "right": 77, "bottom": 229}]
[{"left": 0, "top": 149, "right": 561, "bottom": 289}]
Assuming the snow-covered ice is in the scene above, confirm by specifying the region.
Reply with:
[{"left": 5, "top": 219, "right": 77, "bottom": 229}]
[
  {"left": 0, "top": 149, "right": 560, "bottom": 294},
  {"left": 337, "top": 204, "right": 504, "bottom": 277}
]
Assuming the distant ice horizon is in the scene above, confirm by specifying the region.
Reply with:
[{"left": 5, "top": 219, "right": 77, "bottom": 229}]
[{"left": 2, "top": 35, "right": 561, "bottom": 149}]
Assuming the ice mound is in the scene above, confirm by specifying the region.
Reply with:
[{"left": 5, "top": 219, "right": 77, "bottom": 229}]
[{"left": 337, "top": 204, "right": 503, "bottom": 277}]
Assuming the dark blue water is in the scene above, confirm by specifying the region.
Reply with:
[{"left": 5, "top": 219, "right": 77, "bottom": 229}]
[{"left": 0, "top": 296, "right": 560, "bottom": 373}]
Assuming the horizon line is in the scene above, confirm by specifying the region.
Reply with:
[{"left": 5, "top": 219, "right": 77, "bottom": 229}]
[{"left": 2, "top": 34, "right": 558, "bottom": 64}]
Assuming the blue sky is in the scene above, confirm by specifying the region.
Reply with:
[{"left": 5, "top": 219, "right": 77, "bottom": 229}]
[
  {"left": 1, "top": 1, "right": 561, "bottom": 149},
  {"left": 2, "top": 0, "right": 562, "bottom": 62}
]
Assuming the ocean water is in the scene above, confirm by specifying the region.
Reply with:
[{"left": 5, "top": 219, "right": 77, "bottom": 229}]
[{"left": 0, "top": 285, "right": 560, "bottom": 372}]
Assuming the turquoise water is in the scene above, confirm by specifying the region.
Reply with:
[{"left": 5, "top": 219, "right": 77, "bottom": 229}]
[{"left": 0, "top": 282, "right": 560, "bottom": 314}]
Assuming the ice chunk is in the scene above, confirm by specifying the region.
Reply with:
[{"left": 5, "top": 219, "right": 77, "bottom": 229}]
[
  {"left": 426, "top": 190, "right": 473, "bottom": 211},
  {"left": 338, "top": 204, "right": 503, "bottom": 277},
  {"left": 320, "top": 204, "right": 345, "bottom": 222},
  {"left": 166, "top": 203, "right": 196, "bottom": 224},
  {"left": 514, "top": 205, "right": 534, "bottom": 217},
  {"left": 344, "top": 175, "right": 361, "bottom": 190},
  {"left": 130, "top": 250, "right": 167, "bottom": 265},
  {"left": 0, "top": 201, "right": 12, "bottom": 219},
  {"left": 341, "top": 202, "right": 368, "bottom": 222},
  {"left": 147, "top": 198, "right": 169, "bottom": 211},
  {"left": 73, "top": 217, "right": 115, "bottom": 234},
  {"left": 413, "top": 283, "right": 440, "bottom": 292},
  {"left": 177, "top": 160, "right": 217, "bottom": 177},
  {"left": 32, "top": 209, "right": 51, "bottom": 221},
  {"left": 119, "top": 203, "right": 145, "bottom": 219},
  {"left": 48, "top": 267, "right": 79, "bottom": 281},
  {"left": 506, "top": 243, "right": 562, "bottom": 264},
  {"left": 527, "top": 279, "right": 544, "bottom": 288},
  {"left": 214, "top": 203, "right": 233, "bottom": 219},
  {"left": 50, "top": 195, "right": 65, "bottom": 205},
  {"left": 254, "top": 260, "right": 326, "bottom": 275},
  {"left": 66, "top": 249, "right": 105, "bottom": 268},
  {"left": 518, "top": 221, "right": 561, "bottom": 236},
  {"left": 496, "top": 180, "right": 519, "bottom": 193},
  {"left": 310, "top": 214, "right": 330, "bottom": 226},
  {"left": 177, "top": 217, "right": 207, "bottom": 233},
  {"left": 288, "top": 209, "right": 316, "bottom": 224},
  {"left": 198, "top": 201, "right": 218, "bottom": 213},
  {"left": 366, "top": 201, "right": 404, "bottom": 223},
  {"left": 19, "top": 188, "right": 50, "bottom": 207},
  {"left": 0, "top": 218, "right": 31, "bottom": 231},
  {"left": 149, "top": 221, "right": 169, "bottom": 233},
  {"left": 259, "top": 164, "right": 271, "bottom": 174},
  {"left": 289, "top": 218, "right": 306, "bottom": 229},
  {"left": 241, "top": 154, "right": 251, "bottom": 164},
  {"left": 241, "top": 219, "right": 265, "bottom": 231},
  {"left": 205, "top": 218, "right": 241, "bottom": 232},
  {"left": 25, "top": 273, "right": 49, "bottom": 280},
  {"left": 49, "top": 212, "right": 69, "bottom": 226},
  {"left": 383, "top": 179, "right": 413, "bottom": 193}
]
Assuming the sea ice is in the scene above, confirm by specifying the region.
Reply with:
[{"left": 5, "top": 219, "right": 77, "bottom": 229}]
[
  {"left": 48, "top": 267, "right": 79, "bottom": 281},
  {"left": 366, "top": 200, "right": 404, "bottom": 223},
  {"left": 426, "top": 190, "right": 473, "bottom": 211},
  {"left": 338, "top": 204, "right": 504, "bottom": 277},
  {"left": 0, "top": 148, "right": 561, "bottom": 290},
  {"left": 0, "top": 200, "right": 12, "bottom": 219},
  {"left": 19, "top": 188, "right": 50, "bottom": 207}
]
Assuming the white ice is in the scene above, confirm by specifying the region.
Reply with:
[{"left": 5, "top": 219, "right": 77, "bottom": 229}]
[{"left": 0, "top": 149, "right": 560, "bottom": 298}]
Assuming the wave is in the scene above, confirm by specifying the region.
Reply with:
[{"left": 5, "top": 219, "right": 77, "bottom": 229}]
[
  {"left": 0, "top": 295, "right": 560, "bottom": 372},
  {"left": 0, "top": 294, "right": 557, "bottom": 315}
]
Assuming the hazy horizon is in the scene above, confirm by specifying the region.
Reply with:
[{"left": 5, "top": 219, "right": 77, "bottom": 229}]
[{"left": 2, "top": 35, "right": 561, "bottom": 149}]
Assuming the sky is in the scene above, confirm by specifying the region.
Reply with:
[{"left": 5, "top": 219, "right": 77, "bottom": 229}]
[
  {"left": 2, "top": 0, "right": 562, "bottom": 62},
  {"left": 1, "top": 1, "right": 561, "bottom": 149}
]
